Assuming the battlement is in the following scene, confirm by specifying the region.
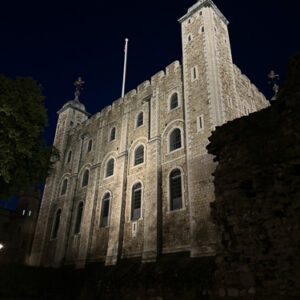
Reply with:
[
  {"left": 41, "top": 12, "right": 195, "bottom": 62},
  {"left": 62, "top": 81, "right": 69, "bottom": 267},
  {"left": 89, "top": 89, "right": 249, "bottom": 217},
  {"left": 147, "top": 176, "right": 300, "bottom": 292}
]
[
  {"left": 178, "top": 0, "right": 229, "bottom": 25},
  {"left": 84, "top": 60, "right": 182, "bottom": 120},
  {"left": 112, "top": 97, "right": 123, "bottom": 108},
  {"left": 233, "top": 64, "right": 269, "bottom": 106},
  {"left": 137, "top": 80, "right": 151, "bottom": 93},
  {"left": 165, "top": 60, "right": 181, "bottom": 76},
  {"left": 151, "top": 70, "right": 165, "bottom": 85}
]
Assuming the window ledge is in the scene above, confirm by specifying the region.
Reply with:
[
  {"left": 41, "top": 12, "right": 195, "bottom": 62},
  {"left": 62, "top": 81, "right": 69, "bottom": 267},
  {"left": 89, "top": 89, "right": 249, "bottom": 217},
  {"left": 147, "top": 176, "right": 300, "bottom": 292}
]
[
  {"left": 128, "top": 217, "right": 143, "bottom": 223},
  {"left": 132, "top": 162, "right": 145, "bottom": 169},
  {"left": 135, "top": 124, "right": 145, "bottom": 130},
  {"left": 168, "top": 105, "right": 181, "bottom": 112},
  {"left": 166, "top": 207, "right": 186, "bottom": 215},
  {"left": 167, "top": 147, "right": 184, "bottom": 155}
]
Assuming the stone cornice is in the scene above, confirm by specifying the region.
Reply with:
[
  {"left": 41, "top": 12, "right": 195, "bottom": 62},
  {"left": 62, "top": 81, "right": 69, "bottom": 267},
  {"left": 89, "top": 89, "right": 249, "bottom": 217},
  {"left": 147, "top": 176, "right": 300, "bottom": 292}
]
[{"left": 178, "top": 0, "right": 229, "bottom": 25}]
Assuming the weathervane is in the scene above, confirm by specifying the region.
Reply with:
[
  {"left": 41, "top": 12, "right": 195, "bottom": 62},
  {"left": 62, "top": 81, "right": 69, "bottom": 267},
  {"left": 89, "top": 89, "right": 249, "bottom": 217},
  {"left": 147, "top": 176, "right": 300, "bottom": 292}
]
[
  {"left": 74, "top": 76, "right": 85, "bottom": 101},
  {"left": 268, "top": 70, "right": 279, "bottom": 101}
]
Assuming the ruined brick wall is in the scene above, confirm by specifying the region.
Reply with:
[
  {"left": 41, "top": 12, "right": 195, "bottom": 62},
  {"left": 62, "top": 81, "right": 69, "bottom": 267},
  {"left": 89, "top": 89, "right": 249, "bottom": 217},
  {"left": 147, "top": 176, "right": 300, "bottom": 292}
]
[{"left": 207, "top": 54, "right": 300, "bottom": 298}]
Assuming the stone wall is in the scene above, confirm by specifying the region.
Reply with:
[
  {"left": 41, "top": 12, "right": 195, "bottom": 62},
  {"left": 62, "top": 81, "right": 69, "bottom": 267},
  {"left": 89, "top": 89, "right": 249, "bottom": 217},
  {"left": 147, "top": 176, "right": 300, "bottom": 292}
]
[
  {"left": 207, "top": 54, "right": 300, "bottom": 298},
  {"left": 0, "top": 254, "right": 216, "bottom": 300},
  {"left": 0, "top": 188, "right": 40, "bottom": 265},
  {"left": 30, "top": 0, "right": 269, "bottom": 268}
]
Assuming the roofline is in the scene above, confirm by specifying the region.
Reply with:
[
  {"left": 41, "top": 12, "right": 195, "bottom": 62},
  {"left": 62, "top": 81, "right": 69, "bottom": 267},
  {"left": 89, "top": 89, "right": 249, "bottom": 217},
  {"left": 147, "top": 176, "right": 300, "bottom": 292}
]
[
  {"left": 178, "top": 0, "right": 229, "bottom": 25},
  {"left": 57, "top": 103, "right": 91, "bottom": 116}
]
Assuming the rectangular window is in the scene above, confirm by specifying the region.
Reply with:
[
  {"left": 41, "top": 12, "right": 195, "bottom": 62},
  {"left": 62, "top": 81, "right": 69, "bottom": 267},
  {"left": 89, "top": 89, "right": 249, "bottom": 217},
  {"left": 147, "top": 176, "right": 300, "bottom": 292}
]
[
  {"left": 100, "top": 200, "right": 110, "bottom": 227},
  {"left": 132, "top": 189, "right": 141, "bottom": 220},
  {"left": 170, "top": 170, "right": 183, "bottom": 211},
  {"left": 197, "top": 115, "right": 204, "bottom": 132},
  {"left": 192, "top": 66, "right": 198, "bottom": 81}
]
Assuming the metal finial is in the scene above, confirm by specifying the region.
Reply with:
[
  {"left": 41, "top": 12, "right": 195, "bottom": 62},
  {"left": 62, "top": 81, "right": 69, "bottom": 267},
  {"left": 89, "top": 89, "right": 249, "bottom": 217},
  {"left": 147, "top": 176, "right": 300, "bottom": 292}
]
[
  {"left": 74, "top": 76, "right": 85, "bottom": 100},
  {"left": 268, "top": 70, "right": 279, "bottom": 101}
]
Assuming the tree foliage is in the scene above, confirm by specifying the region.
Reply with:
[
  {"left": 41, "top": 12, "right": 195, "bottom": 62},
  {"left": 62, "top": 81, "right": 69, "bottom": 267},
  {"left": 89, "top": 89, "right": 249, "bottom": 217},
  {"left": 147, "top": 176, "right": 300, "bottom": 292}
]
[{"left": 0, "top": 74, "right": 59, "bottom": 199}]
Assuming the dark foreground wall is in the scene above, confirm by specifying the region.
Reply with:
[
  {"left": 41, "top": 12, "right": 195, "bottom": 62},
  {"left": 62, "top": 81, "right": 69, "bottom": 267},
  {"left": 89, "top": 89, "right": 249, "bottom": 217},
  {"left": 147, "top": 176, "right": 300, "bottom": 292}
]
[
  {"left": 207, "top": 53, "right": 300, "bottom": 298},
  {"left": 0, "top": 254, "right": 215, "bottom": 300}
]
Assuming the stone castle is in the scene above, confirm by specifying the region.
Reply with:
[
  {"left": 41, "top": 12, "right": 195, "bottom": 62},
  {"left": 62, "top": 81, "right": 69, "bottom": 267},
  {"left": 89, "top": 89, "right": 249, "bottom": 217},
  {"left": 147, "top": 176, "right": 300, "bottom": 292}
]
[{"left": 29, "top": 0, "right": 269, "bottom": 268}]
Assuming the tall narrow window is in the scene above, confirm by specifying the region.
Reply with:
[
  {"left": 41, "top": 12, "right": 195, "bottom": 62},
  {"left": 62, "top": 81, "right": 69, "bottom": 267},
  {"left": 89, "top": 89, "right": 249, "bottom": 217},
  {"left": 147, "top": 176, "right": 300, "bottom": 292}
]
[
  {"left": 52, "top": 209, "right": 62, "bottom": 239},
  {"left": 170, "top": 93, "right": 178, "bottom": 110},
  {"left": 131, "top": 183, "right": 142, "bottom": 220},
  {"left": 106, "top": 159, "right": 114, "bottom": 177},
  {"left": 197, "top": 115, "right": 204, "bottom": 132},
  {"left": 82, "top": 170, "right": 89, "bottom": 187},
  {"left": 202, "top": 26, "right": 205, "bottom": 33},
  {"left": 61, "top": 179, "right": 68, "bottom": 196},
  {"left": 193, "top": 67, "right": 197, "bottom": 80},
  {"left": 134, "top": 145, "right": 144, "bottom": 166},
  {"left": 100, "top": 193, "right": 110, "bottom": 227},
  {"left": 136, "top": 112, "right": 143, "bottom": 127},
  {"left": 170, "top": 169, "right": 183, "bottom": 210},
  {"left": 169, "top": 128, "right": 182, "bottom": 152},
  {"left": 110, "top": 127, "right": 116, "bottom": 141},
  {"left": 87, "top": 140, "right": 92, "bottom": 152},
  {"left": 67, "top": 151, "right": 72, "bottom": 163},
  {"left": 74, "top": 202, "right": 83, "bottom": 234}
]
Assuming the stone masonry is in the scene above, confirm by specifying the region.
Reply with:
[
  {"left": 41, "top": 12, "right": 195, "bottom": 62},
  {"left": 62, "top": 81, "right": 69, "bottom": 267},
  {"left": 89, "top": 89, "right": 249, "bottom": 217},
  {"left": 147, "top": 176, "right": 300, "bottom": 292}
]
[
  {"left": 29, "top": 0, "right": 269, "bottom": 268},
  {"left": 207, "top": 53, "right": 300, "bottom": 298}
]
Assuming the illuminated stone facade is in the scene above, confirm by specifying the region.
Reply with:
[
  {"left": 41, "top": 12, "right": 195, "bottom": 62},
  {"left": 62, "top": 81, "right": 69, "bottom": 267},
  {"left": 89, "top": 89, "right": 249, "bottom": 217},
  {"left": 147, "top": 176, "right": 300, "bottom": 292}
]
[{"left": 29, "top": 0, "right": 268, "bottom": 268}]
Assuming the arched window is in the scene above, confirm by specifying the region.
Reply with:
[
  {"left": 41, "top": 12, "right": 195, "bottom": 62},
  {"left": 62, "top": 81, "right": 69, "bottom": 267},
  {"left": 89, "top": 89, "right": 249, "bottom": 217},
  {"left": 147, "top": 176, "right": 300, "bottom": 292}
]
[
  {"left": 100, "top": 193, "right": 110, "bottom": 227},
  {"left": 87, "top": 140, "right": 92, "bottom": 152},
  {"left": 61, "top": 179, "right": 68, "bottom": 196},
  {"left": 82, "top": 170, "right": 89, "bottom": 187},
  {"left": 170, "top": 169, "right": 182, "bottom": 210},
  {"left": 74, "top": 202, "right": 83, "bottom": 234},
  {"left": 169, "top": 128, "right": 182, "bottom": 151},
  {"left": 52, "top": 209, "right": 62, "bottom": 239},
  {"left": 170, "top": 93, "right": 178, "bottom": 110},
  {"left": 110, "top": 127, "right": 116, "bottom": 141},
  {"left": 131, "top": 182, "right": 142, "bottom": 220},
  {"left": 67, "top": 151, "right": 72, "bottom": 163},
  {"left": 106, "top": 159, "right": 114, "bottom": 177},
  {"left": 136, "top": 112, "right": 143, "bottom": 128},
  {"left": 134, "top": 145, "right": 144, "bottom": 166}
]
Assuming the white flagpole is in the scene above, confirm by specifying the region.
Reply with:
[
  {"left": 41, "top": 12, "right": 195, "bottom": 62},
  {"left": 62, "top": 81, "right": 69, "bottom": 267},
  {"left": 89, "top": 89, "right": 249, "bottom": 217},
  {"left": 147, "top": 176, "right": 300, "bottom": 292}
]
[{"left": 121, "top": 38, "right": 129, "bottom": 98}]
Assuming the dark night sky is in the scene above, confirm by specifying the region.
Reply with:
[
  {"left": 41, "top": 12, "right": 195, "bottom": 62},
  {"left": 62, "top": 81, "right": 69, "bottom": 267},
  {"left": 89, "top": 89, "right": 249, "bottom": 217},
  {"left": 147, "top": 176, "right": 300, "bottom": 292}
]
[{"left": 0, "top": 0, "right": 299, "bottom": 208}]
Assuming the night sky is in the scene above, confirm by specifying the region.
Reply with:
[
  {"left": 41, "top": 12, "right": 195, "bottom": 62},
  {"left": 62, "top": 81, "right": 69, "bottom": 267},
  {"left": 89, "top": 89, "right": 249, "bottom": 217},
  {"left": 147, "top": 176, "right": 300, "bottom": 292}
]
[{"left": 0, "top": 0, "right": 299, "bottom": 208}]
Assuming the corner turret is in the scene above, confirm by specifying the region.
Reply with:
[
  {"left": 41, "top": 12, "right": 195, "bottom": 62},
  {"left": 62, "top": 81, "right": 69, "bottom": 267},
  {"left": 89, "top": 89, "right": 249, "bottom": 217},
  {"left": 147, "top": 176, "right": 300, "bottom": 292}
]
[{"left": 54, "top": 77, "right": 90, "bottom": 152}]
